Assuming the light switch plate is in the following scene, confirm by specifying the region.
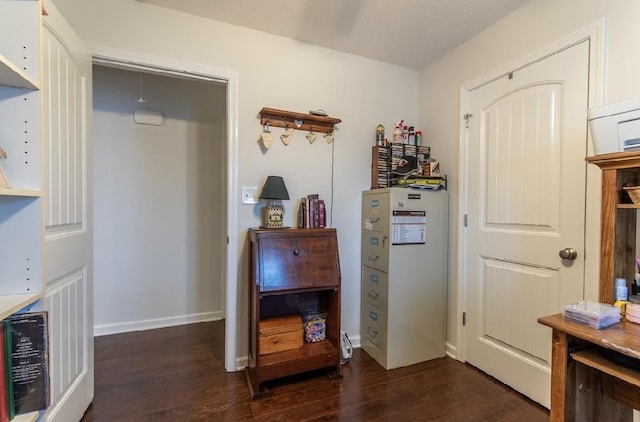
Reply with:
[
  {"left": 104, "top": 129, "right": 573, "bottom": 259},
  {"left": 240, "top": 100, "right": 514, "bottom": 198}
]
[{"left": 242, "top": 186, "right": 259, "bottom": 205}]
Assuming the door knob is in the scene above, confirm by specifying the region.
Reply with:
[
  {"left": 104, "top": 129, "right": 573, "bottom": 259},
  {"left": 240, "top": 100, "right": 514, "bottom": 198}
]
[{"left": 559, "top": 248, "right": 578, "bottom": 260}]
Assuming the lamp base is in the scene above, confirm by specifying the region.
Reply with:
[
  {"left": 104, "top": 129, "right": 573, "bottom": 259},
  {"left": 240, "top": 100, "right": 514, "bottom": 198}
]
[{"left": 262, "top": 204, "right": 285, "bottom": 228}]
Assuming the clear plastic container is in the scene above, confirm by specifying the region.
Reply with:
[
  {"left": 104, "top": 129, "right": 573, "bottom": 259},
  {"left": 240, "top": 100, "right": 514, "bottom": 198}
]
[
  {"left": 563, "top": 301, "right": 621, "bottom": 329},
  {"left": 299, "top": 306, "right": 327, "bottom": 343}
]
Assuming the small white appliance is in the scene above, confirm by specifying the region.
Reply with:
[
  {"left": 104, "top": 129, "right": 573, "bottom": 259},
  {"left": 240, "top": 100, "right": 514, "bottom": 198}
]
[{"left": 588, "top": 98, "right": 640, "bottom": 154}]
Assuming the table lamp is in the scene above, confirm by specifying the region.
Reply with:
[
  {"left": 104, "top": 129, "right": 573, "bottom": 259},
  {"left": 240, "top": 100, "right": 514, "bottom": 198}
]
[{"left": 259, "top": 176, "right": 290, "bottom": 228}]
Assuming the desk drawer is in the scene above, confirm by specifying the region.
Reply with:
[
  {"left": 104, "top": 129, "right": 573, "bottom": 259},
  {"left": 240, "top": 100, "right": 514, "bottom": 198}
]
[{"left": 256, "top": 230, "right": 339, "bottom": 292}]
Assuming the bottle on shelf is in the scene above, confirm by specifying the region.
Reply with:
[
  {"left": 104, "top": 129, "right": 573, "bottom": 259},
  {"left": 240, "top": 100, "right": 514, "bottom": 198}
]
[
  {"left": 393, "top": 121, "right": 403, "bottom": 143},
  {"left": 375, "top": 124, "right": 385, "bottom": 146},
  {"left": 415, "top": 131, "right": 423, "bottom": 146},
  {"left": 616, "top": 277, "right": 628, "bottom": 301},
  {"left": 408, "top": 126, "right": 415, "bottom": 146}
]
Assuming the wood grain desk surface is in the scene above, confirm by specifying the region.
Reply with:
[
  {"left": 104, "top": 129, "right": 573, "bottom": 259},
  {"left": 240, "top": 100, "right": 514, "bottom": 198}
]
[{"left": 539, "top": 314, "right": 640, "bottom": 360}]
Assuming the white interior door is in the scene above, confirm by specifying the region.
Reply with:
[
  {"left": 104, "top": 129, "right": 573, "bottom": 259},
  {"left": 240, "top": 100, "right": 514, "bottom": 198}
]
[
  {"left": 463, "top": 40, "right": 589, "bottom": 407},
  {"left": 42, "top": 2, "right": 93, "bottom": 420}
]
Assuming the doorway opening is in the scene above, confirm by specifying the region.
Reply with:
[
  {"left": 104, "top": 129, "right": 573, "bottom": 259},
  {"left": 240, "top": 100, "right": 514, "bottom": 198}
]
[{"left": 90, "top": 48, "right": 239, "bottom": 372}]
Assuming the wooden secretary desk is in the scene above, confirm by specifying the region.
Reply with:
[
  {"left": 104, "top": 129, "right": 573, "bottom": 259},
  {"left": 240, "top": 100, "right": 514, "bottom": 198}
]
[
  {"left": 539, "top": 151, "right": 640, "bottom": 421},
  {"left": 245, "top": 228, "right": 342, "bottom": 398}
]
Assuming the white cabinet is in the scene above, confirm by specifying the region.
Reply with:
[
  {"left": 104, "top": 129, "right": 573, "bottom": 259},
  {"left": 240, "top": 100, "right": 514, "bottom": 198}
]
[
  {"left": 0, "top": 2, "right": 45, "bottom": 419},
  {"left": 361, "top": 188, "right": 448, "bottom": 369},
  {"left": 0, "top": 0, "right": 44, "bottom": 316}
]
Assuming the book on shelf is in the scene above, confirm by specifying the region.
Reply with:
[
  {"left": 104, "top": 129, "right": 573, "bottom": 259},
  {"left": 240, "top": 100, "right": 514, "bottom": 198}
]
[
  {"left": 318, "top": 200, "right": 326, "bottom": 228},
  {"left": 297, "top": 197, "right": 307, "bottom": 228},
  {"left": 2, "top": 322, "right": 13, "bottom": 421},
  {"left": 0, "top": 328, "right": 8, "bottom": 422},
  {"left": 5, "top": 311, "right": 49, "bottom": 417},
  {"left": 298, "top": 194, "right": 326, "bottom": 228}
]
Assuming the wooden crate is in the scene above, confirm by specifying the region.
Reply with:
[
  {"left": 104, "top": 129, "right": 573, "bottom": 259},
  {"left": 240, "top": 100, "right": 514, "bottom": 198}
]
[{"left": 259, "top": 315, "right": 303, "bottom": 355}]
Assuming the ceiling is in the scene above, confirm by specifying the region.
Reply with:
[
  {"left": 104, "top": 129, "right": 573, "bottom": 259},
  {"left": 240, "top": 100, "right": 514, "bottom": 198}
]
[{"left": 137, "top": 0, "right": 531, "bottom": 70}]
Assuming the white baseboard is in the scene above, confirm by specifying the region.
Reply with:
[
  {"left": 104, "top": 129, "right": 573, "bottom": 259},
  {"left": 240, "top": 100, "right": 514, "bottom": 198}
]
[
  {"left": 446, "top": 342, "right": 457, "bottom": 360},
  {"left": 236, "top": 356, "right": 248, "bottom": 371},
  {"left": 94, "top": 310, "right": 224, "bottom": 336}
]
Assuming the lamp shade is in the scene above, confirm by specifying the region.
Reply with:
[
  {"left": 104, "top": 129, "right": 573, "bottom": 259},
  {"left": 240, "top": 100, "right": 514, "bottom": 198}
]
[{"left": 259, "top": 176, "right": 290, "bottom": 200}]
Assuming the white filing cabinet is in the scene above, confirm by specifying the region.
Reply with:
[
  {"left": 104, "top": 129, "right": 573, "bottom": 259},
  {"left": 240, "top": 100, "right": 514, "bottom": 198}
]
[{"left": 361, "top": 188, "right": 448, "bottom": 369}]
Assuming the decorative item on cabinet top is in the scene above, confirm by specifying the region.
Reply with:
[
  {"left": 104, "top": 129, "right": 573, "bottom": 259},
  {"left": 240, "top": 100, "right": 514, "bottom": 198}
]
[
  {"left": 259, "top": 107, "right": 341, "bottom": 135},
  {"left": 0, "top": 147, "right": 9, "bottom": 189}
]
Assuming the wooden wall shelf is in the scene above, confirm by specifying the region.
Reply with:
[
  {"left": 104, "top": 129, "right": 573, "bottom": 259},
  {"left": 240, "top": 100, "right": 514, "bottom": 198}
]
[{"left": 259, "top": 107, "right": 341, "bottom": 134}]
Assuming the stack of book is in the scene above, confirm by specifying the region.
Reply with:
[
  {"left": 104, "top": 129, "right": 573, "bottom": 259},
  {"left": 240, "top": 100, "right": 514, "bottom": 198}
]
[
  {"left": 298, "top": 194, "right": 326, "bottom": 228},
  {"left": 0, "top": 311, "right": 49, "bottom": 421}
]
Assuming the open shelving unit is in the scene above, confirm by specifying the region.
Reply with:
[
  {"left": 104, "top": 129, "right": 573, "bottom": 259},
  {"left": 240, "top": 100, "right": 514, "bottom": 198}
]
[
  {"left": 0, "top": 1, "right": 46, "bottom": 420},
  {"left": 586, "top": 150, "right": 640, "bottom": 303}
]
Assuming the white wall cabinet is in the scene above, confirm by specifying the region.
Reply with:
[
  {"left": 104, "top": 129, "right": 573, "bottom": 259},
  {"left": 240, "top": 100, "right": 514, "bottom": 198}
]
[
  {"left": 361, "top": 188, "right": 448, "bottom": 369},
  {"left": 0, "top": 1, "right": 46, "bottom": 420}
]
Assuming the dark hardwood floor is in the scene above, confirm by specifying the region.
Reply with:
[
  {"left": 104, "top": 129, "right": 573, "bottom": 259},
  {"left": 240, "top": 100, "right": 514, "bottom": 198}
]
[{"left": 80, "top": 321, "right": 549, "bottom": 421}]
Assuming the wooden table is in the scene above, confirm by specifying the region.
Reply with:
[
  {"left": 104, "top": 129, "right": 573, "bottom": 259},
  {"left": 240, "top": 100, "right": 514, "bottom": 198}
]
[{"left": 539, "top": 314, "right": 640, "bottom": 421}]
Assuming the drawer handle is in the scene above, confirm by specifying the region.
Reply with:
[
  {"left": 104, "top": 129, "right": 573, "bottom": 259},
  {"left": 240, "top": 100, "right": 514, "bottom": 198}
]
[
  {"left": 293, "top": 248, "right": 299, "bottom": 256},
  {"left": 368, "top": 290, "right": 379, "bottom": 299},
  {"left": 367, "top": 327, "right": 379, "bottom": 337},
  {"left": 369, "top": 217, "right": 380, "bottom": 223},
  {"left": 368, "top": 254, "right": 379, "bottom": 261}
]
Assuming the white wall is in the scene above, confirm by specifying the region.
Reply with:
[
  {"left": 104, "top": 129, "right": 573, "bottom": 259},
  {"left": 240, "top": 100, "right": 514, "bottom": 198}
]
[
  {"left": 51, "top": 0, "right": 420, "bottom": 357},
  {"left": 92, "top": 65, "right": 227, "bottom": 334},
  {"left": 420, "top": 0, "right": 640, "bottom": 357}
]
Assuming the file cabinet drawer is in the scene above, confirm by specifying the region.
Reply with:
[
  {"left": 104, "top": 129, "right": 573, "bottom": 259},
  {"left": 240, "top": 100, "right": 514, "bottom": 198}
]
[
  {"left": 362, "top": 195, "right": 389, "bottom": 232},
  {"left": 361, "top": 231, "right": 389, "bottom": 271},
  {"left": 361, "top": 302, "right": 387, "bottom": 349},
  {"left": 361, "top": 266, "right": 388, "bottom": 311}
]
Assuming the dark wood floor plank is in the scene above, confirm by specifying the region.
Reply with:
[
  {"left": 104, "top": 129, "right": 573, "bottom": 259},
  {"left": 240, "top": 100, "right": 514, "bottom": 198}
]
[{"left": 81, "top": 321, "right": 549, "bottom": 421}]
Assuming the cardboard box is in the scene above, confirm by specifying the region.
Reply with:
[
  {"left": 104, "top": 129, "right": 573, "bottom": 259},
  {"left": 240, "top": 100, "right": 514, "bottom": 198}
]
[
  {"left": 259, "top": 315, "right": 303, "bottom": 355},
  {"left": 429, "top": 162, "right": 441, "bottom": 176}
]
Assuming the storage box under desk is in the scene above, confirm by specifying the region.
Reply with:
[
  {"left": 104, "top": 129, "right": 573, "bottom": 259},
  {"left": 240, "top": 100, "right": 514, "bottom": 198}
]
[{"left": 259, "top": 315, "right": 303, "bottom": 355}]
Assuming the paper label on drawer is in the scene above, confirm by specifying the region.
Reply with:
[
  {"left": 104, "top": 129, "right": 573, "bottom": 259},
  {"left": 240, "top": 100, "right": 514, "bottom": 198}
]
[
  {"left": 369, "top": 311, "right": 378, "bottom": 321},
  {"left": 370, "top": 237, "right": 379, "bottom": 245},
  {"left": 370, "top": 274, "right": 379, "bottom": 283}
]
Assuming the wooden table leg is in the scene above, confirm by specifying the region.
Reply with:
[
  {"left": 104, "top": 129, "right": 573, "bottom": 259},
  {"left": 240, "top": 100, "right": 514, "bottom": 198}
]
[{"left": 550, "top": 329, "right": 575, "bottom": 421}]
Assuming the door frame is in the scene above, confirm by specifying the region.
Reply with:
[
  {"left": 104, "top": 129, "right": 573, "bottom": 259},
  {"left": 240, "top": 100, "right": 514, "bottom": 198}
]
[
  {"left": 456, "top": 20, "right": 605, "bottom": 362},
  {"left": 87, "top": 44, "right": 240, "bottom": 372}
]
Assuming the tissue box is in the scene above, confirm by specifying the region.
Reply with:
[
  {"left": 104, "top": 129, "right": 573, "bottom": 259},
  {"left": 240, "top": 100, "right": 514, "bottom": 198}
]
[{"left": 423, "top": 162, "right": 440, "bottom": 176}]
